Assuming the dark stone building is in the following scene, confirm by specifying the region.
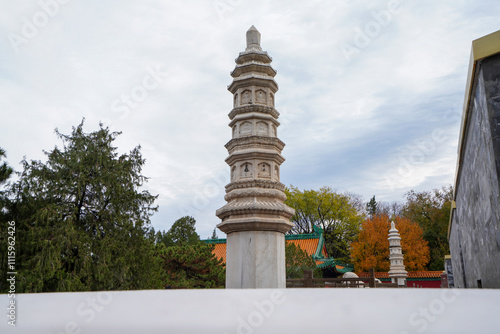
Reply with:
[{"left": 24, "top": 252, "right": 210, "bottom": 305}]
[{"left": 449, "top": 30, "right": 500, "bottom": 288}]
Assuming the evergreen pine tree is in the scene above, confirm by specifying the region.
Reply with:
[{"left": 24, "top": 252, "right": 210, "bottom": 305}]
[
  {"left": 0, "top": 148, "right": 13, "bottom": 185},
  {"left": 366, "top": 195, "right": 378, "bottom": 218},
  {"left": 160, "top": 216, "right": 200, "bottom": 247},
  {"left": 211, "top": 228, "right": 218, "bottom": 239},
  {"left": 161, "top": 243, "right": 225, "bottom": 288},
  {"left": 0, "top": 121, "right": 162, "bottom": 292}
]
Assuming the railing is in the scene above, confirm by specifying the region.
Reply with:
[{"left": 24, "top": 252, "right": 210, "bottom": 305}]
[{"left": 286, "top": 268, "right": 400, "bottom": 288}]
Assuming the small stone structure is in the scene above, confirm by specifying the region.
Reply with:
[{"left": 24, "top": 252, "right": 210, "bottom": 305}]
[
  {"left": 216, "top": 26, "right": 295, "bottom": 288},
  {"left": 449, "top": 29, "right": 500, "bottom": 288},
  {"left": 388, "top": 221, "right": 407, "bottom": 286}
]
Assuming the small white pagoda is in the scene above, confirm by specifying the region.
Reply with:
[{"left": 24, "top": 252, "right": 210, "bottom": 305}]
[{"left": 388, "top": 221, "right": 408, "bottom": 287}]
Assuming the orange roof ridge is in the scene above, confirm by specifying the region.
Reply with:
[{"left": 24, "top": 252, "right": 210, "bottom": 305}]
[
  {"left": 210, "top": 237, "right": 326, "bottom": 264},
  {"left": 358, "top": 271, "right": 443, "bottom": 279}
]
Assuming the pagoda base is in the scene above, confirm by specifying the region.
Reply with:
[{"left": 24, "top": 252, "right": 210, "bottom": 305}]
[
  {"left": 225, "top": 230, "right": 286, "bottom": 288},
  {"left": 390, "top": 277, "right": 407, "bottom": 286}
]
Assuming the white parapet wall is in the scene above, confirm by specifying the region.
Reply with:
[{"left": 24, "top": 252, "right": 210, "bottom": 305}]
[{"left": 2, "top": 288, "right": 499, "bottom": 333}]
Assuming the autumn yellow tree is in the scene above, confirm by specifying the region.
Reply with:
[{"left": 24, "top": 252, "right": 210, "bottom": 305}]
[
  {"left": 350, "top": 214, "right": 430, "bottom": 273},
  {"left": 285, "top": 186, "right": 364, "bottom": 263}
]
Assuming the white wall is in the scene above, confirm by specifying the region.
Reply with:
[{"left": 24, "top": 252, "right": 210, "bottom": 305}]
[{"left": 2, "top": 288, "right": 499, "bottom": 333}]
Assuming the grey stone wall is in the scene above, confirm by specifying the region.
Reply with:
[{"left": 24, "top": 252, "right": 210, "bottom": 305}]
[{"left": 450, "top": 54, "right": 500, "bottom": 288}]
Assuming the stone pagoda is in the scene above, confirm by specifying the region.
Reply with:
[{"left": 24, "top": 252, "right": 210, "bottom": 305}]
[
  {"left": 388, "top": 221, "right": 408, "bottom": 286},
  {"left": 216, "top": 26, "right": 295, "bottom": 289}
]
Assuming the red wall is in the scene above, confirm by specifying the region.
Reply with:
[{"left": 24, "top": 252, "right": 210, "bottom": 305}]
[{"left": 407, "top": 280, "right": 442, "bottom": 288}]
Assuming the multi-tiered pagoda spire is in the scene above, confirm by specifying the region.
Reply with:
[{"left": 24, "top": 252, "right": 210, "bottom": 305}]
[
  {"left": 216, "top": 26, "right": 295, "bottom": 288},
  {"left": 388, "top": 221, "right": 408, "bottom": 286}
]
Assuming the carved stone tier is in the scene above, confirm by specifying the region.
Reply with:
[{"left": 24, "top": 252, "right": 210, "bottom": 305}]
[
  {"left": 224, "top": 188, "right": 287, "bottom": 202},
  {"left": 224, "top": 179, "right": 285, "bottom": 192},
  {"left": 229, "top": 106, "right": 280, "bottom": 120},
  {"left": 225, "top": 136, "right": 285, "bottom": 153},
  {"left": 225, "top": 152, "right": 285, "bottom": 166},
  {"left": 231, "top": 62, "right": 277, "bottom": 78},
  {"left": 235, "top": 52, "right": 272, "bottom": 65},
  {"left": 228, "top": 76, "right": 278, "bottom": 94}
]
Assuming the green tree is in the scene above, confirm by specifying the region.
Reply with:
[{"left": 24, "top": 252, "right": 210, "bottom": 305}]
[
  {"left": 285, "top": 242, "right": 321, "bottom": 279},
  {"left": 161, "top": 243, "right": 225, "bottom": 288},
  {"left": 401, "top": 185, "right": 452, "bottom": 270},
  {"left": 0, "top": 121, "right": 162, "bottom": 292},
  {"left": 0, "top": 148, "right": 13, "bottom": 185},
  {"left": 285, "top": 186, "right": 364, "bottom": 263},
  {"left": 366, "top": 195, "right": 377, "bottom": 218},
  {"left": 0, "top": 147, "right": 13, "bottom": 221},
  {"left": 157, "top": 216, "right": 200, "bottom": 247},
  {"left": 211, "top": 228, "right": 218, "bottom": 239}
]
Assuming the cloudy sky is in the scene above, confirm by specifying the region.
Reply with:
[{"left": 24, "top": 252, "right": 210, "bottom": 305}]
[{"left": 1, "top": 0, "right": 499, "bottom": 238}]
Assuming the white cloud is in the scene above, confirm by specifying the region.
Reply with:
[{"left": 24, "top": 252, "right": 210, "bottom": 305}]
[{"left": 1, "top": 0, "right": 498, "bottom": 237}]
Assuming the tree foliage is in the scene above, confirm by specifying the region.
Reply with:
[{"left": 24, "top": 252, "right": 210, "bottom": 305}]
[
  {"left": 0, "top": 147, "right": 13, "bottom": 186},
  {"left": 285, "top": 242, "right": 321, "bottom": 279},
  {"left": 0, "top": 121, "right": 163, "bottom": 292},
  {"left": 401, "top": 186, "right": 452, "bottom": 270},
  {"left": 155, "top": 217, "right": 224, "bottom": 288},
  {"left": 366, "top": 195, "right": 377, "bottom": 219},
  {"left": 285, "top": 186, "right": 364, "bottom": 263},
  {"left": 0, "top": 147, "right": 13, "bottom": 222},
  {"left": 156, "top": 216, "right": 200, "bottom": 247},
  {"left": 161, "top": 243, "right": 225, "bottom": 289},
  {"left": 210, "top": 228, "right": 218, "bottom": 240},
  {"left": 365, "top": 195, "right": 402, "bottom": 219},
  {"left": 350, "top": 214, "right": 430, "bottom": 273}
]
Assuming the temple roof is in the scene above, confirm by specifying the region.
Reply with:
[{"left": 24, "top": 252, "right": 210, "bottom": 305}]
[
  {"left": 358, "top": 271, "right": 443, "bottom": 280},
  {"left": 204, "top": 226, "right": 353, "bottom": 274}
]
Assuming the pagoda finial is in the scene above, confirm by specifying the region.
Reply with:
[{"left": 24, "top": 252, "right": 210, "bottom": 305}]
[{"left": 246, "top": 25, "right": 262, "bottom": 51}]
